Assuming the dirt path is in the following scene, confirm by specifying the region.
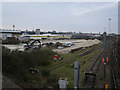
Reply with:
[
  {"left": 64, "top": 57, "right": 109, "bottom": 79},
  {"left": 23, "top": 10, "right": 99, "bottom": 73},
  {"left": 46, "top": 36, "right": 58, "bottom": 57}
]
[{"left": 2, "top": 76, "right": 22, "bottom": 89}]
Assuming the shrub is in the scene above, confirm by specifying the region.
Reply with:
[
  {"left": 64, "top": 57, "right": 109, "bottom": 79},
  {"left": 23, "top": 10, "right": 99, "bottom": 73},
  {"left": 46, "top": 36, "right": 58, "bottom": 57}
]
[
  {"left": 41, "top": 69, "right": 49, "bottom": 76},
  {"left": 2, "top": 46, "right": 58, "bottom": 88},
  {"left": 2, "top": 46, "right": 55, "bottom": 77},
  {"left": 2, "top": 37, "right": 20, "bottom": 44}
]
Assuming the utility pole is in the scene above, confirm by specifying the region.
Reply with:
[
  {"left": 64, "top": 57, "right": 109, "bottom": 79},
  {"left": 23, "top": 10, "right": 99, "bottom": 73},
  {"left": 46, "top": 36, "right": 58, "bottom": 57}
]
[
  {"left": 74, "top": 61, "right": 80, "bottom": 90},
  {"left": 104, "top": 32, "right": 107, "bottom": 81}
]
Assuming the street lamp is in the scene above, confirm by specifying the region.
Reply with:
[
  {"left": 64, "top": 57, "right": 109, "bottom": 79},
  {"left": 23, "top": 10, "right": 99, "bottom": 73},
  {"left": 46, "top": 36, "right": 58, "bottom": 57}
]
[
  {"left": 13, "top": 25, "right": 15, "bottom": 30},
  {"left": 109, "top": 18, "right": 111, "bottom": 34},
  {"left": 109, "top": 18, "right": 111, "bottom": 44}
]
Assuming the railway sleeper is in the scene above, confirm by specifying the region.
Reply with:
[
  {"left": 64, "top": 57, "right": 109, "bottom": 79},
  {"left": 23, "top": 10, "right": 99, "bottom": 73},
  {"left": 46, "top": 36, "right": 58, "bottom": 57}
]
[{"left": 83, "top": 72, "right": 96, "bottom": 87}]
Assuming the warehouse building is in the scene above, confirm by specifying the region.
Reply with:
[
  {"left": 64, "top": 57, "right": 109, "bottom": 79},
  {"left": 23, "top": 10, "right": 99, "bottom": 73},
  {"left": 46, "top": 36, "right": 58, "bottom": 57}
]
[{"left": 0, "top": 29, "right": 21, "bottom": 40}]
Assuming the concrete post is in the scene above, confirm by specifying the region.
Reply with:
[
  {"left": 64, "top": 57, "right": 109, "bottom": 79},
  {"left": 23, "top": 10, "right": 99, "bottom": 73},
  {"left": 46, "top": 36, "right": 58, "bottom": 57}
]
[{"left": 74, "top": 61, "right": 80, "bottom": 90}]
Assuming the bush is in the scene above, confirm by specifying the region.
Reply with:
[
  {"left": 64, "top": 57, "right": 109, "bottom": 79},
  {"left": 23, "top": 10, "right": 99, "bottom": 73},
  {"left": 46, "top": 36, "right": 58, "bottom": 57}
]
[
  {"left": 2, "top": 37, "right": 20, "bottom": 44},
  {"left": 41, "top": 69, "right": 49, "bottom": 76},
  {"left": 47, "top": 76, "right": 59, "bottom": 88},
  {"left": 2, "top": 46, "right": 55, "bottom": 77},
  {"left": 2, "top": 46, "right": 58, "bottom": 88}
]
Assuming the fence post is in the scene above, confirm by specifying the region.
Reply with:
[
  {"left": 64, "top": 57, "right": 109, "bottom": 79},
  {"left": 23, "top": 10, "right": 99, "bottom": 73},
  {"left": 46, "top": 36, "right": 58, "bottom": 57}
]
[{"left": 74, "top": 61, "right": 80, "bottom": 90}]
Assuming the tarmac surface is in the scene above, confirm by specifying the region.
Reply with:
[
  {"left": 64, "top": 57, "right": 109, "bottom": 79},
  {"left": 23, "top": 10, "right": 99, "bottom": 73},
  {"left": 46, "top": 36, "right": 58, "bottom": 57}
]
[
  {"left": 2, "top": 39, "right": 100, "bottom": 53},
  {"left": 53, "top": 39, "right": 100, "bottom": 54}
]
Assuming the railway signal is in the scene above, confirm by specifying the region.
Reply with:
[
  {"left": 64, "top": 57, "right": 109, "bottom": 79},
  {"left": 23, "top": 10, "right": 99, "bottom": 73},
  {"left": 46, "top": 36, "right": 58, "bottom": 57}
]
[
  {"left": 102, "top": 58, "right": 104, "bottom": 63},
  {"left": 107, "top": 57, "right": 109, "bottom": 63},
  {"left": 101, "top": 57, "right": 109, "bottom": 63}
]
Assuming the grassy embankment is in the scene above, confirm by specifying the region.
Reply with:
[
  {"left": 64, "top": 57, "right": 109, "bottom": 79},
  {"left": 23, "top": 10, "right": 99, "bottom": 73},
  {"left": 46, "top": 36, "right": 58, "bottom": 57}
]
[
  {"left": 2, "top": 47, "right": 58, "bottom": 88},
  {"left": 2, "top": 42, "right": 103, "bottom": 88},
  {"left": 49, "top": 42, "right": 103, "bottom": 88}
]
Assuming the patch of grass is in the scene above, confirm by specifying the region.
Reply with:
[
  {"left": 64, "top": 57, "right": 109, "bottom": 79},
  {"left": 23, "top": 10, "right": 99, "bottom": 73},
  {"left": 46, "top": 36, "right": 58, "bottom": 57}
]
[
  {"left": 49, "top": 43, "right": 103, "bottom": 88},
  {"left": 2, "top": 42, "right": 104, "bottom": 88}
]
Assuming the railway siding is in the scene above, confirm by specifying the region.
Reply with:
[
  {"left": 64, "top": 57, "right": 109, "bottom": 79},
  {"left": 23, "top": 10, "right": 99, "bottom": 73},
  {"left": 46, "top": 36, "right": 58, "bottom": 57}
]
[{"left": 49, "top": 44, "right": 103, "bottom": 88}]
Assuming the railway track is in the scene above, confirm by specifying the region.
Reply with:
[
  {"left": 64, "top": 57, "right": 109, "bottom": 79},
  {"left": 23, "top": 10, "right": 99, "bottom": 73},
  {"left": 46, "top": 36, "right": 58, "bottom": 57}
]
[
  {"left": 46, "top": 43, "right": 103, "bottom": 72},
  {"left": 83, "top": 51, "right": 104, "bottom": 88},
  {"left": 89, "top": 51, "right": 103, "bottom": 73},
  {"left": 111, "top": 48, "right": 120, "bottom": 89},
  {"left": 46, "top": 49, "right": 93, "bottom": 72}
]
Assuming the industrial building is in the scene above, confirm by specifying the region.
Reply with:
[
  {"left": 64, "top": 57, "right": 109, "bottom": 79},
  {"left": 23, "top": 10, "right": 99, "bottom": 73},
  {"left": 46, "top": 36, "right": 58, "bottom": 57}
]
[
  {"left": 19, "top": 34, "right": 72, "bottom": 41},
  {"left": 0, "top": 29, "right": 21, "bottom": 40}
]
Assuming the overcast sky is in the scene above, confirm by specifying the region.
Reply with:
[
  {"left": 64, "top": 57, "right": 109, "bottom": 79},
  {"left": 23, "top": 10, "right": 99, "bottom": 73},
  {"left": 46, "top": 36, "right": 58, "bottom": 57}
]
[{"left": 2, "top": 2, "right": 118, "bottom": 33}]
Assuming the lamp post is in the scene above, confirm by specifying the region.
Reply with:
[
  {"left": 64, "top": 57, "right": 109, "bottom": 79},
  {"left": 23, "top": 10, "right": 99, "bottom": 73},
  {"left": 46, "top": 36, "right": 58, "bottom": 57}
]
[
  {"left": 13, "top": 25, "right": 15, "bottom": 30},
  {"left": 109, "top": 19, "right": 111, "bottom": 33},
  {"left": 109, "top": 18, "right": 111, "bottom": 44}
]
